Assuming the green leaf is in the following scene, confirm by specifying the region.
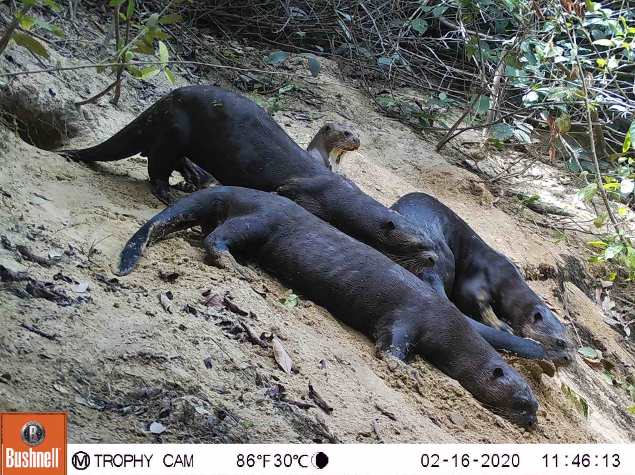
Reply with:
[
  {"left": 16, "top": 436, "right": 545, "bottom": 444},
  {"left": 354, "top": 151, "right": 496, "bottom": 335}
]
[
  {"left": 606, "top": 271, "right": 617, "bottom": 281},
  {"left": 34, "top": 19, "right": 65, "bottom": 37},
  {"left": 267, "top": 51, "right": 289, "bottom": 65},
  {"left": 624, "top": 130, "right": 633, "bottom": 153},
  {"left": 307, "top": 57, "right": 320, "bottom": 77},
  {"left": 628, "top": 406, "right": 635, "bottom": 413},
  {"left": 16, "top": 13, "right": 36, "bottom": 30},
  {"left": 159, "top": 13, "right": 182, "bottom": 25},
  {"left": 472, "top": 94, "right": 491, "bottom": 115},
  {"left": 140, "top": 66, "right": 160, "bottom": 79},
  {"left": 146, "top": 30, "right": 169, "bottom": 40},
  {"left": 593, "top": 39, "right": 614, "bottom": 46},
  {"left": 377, "top": 57, "right": 392, "bottom": 66},
  {"left": 126, "top": 65, "right": 142, "bottom": 77},
  {"left": 12, "top": 33, "right": 49, "bottom": 58},
  {"left": 604, "top": 370, "right": 613, "bottom": 384},
  {"left": 42, "top": 0, "right": 63, "bottom": 11},
  {"left": 412, "top": 19, "right": 428, "bottom": 35},
  {"left": 146, "top": 13, "right": 159, "bottom": 30},
  {"left": 164, "top": 68, "right": 175, "bottom": 86},
  {"left": 588, "top": 240, "right": 608, "bottom": 249},
  {"left": 279, "top": 292, "right": 298, "bottom": 308},
  {"left": 127, "top": 0, "right": 135, "bottom": 19},
  {"left": 603, "top": 182, "right": 621, "bottom": 190},
  {"left": 124, "top": 51, "right": 133, "bottom": 62},
  {"left": 555, "top": 114, "right": 571, "bottom": 134},
  {"left": 522, "top": 90, "right": 539, "bottom": 105},
  {"left": 607, "top": 56, "right": 619, "bottom": 70},
  {"left": 578, "top": 347, "right": 599, "bottom": 359},
  {"left": 433, "top": 7, "right": 447, "bottom": 18},
  {"left": 490, "top": 123, "right": 514, "bottom": 141},
  {"left": 576, "top": 183, "right": 597, "bottom": 202},
  {"left": 594, "top": 214, "right": 608, "bottom": 228},
  {"left": 278, "top": 84, "right": 293, "bottom": 94},
  {"left": 618, "top": 207, "right": 628, "bottom": 215},
  {"left": 553, "top": 232, "right": 566, "bottom": 243},
  {"left": 109, "top": 0, "right": 126, "bottom": 5},
  {"left": 158, "top": 40, "right": 168, "bottom": 65},
  {"left": 132, "top": 44, "right": 155, "bottom": 55},
  {"left": 605, "top": 244, "right": 624, "bottom": 260}
]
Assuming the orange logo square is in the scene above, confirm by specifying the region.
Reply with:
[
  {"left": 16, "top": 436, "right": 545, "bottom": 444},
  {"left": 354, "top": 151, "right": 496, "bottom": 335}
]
[{"left": 1, "top": 412, "right": 66, "bottom": 475}]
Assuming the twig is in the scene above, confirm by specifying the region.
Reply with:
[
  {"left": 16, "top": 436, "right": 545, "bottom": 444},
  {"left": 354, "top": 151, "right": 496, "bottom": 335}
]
[
  {"left": 372, "top": 418, "right": 385, "bottom": 444},
  {"left": 20, "top": 323, "right": 56, "bottom": 340},
  {"left": 308, "top": 382, "right": 333, "bottom": 414},
  {"left": 374, "top": 403, "right": 397, "bottom": 421}
]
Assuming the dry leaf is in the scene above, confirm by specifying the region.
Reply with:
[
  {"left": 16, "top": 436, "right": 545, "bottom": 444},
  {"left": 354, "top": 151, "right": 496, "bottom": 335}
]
[{"left": 272, "top": 337, "right": 293, "bottom": 374}]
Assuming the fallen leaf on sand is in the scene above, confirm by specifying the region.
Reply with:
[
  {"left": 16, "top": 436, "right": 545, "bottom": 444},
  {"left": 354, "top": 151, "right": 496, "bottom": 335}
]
[{"left": 272, "top": 337, "right": 293, "bottom": 374}]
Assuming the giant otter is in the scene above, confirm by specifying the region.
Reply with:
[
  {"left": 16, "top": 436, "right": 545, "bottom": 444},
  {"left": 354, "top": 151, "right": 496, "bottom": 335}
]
[
  {"left": 117, "top": 186, "right": 539, "bottom": 428},
  {"left": 391, "top": 192, "right": 575, "bottom": 366},
  {"left": 59, "top": 86, "right": 436, "bottom": 274}
]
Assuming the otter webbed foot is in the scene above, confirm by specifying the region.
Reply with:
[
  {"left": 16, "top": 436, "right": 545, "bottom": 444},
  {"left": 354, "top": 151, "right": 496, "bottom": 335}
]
[
  {"left": 180, "top": 157, "right": 218, "bottom": 190},
  {"left": 150, "top": 179, "right": 177, "bottom": 206}
]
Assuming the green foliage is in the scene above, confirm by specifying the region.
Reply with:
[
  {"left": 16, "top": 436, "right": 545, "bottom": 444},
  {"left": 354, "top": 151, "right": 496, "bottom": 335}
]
[
  {"left": 98, "top": 1, "right": 179, "bottom": 87},
  {"left": 0, "top": 0, "right": 66, "bottom": 59}
]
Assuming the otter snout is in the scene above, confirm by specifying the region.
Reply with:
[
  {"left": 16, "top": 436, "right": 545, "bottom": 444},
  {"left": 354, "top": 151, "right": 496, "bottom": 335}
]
[{"left": 422, "top": 251, "right": 438, "bottom": 267}]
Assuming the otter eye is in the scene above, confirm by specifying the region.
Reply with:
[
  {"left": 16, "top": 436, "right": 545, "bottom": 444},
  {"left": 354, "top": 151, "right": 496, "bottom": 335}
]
[
  {"left": 324, "top": 125, "right": 331, "bottom": 132},
  {"left": 345, "top": 131, "right": 351, "bottom": 136},
  {"left": 380, "top": 220, "right": 396, "bottom": 231},
  {"left": 493, "top": 367, "right": 504, "bottom": 379},
  {"left": 534, "top": 312, "right": 543, "bottom": 322},
  {"left": 556, "top": 338, "right": 566, "bottom": 348}
]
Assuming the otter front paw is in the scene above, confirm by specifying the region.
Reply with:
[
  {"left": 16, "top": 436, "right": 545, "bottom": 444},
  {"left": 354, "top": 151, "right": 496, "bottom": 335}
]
[{"left": 208, "top": 250, "right": 255, "bottom": 282}]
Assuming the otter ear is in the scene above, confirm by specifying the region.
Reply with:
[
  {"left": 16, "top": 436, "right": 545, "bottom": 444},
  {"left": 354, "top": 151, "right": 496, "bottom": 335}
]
[
  {"left": 493, "top": 367, "right": 504, "bottom": 379},
  {"left": 380, "top": 220, "right": 396, "bottom": 231}
]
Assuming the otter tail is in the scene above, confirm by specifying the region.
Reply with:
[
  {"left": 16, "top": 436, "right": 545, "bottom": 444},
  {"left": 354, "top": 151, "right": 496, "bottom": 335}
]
[
  {"left": 117, "top": 189, "right": 219, "bottom": 276},
  {"left": 59, "top": 107, "right": 153, "bottom": 163}
]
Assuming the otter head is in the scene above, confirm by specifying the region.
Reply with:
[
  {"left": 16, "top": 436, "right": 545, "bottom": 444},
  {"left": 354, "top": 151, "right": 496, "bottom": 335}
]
[
  {"left": 313, "top": 123, "right": 361, "bottom": 173},
  {"left": 469, "top": 361, "right": 539, "bottom": 429},
  {"left": 493, "top": 259, "right": 576, "bottom": 367},
  {"left": 513, "top": 301, "right": 576, "bottom": 367},
  {"left": 378, "top": 215, "right": 438, "bottom": 273},
  {"left": 320, "top": 123, "right": 361, "bottom": 154}
]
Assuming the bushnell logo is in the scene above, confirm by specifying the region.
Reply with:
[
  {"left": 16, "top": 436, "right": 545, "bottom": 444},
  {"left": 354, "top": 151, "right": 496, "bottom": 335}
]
[{"left": 20, "top": 421, "right": 46, "bottom": 447}]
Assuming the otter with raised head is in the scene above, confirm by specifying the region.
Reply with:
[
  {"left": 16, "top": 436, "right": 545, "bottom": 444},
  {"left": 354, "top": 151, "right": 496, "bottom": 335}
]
[
  {"left": 391, "top": 192, "right": 575, "bottom": 366},
  {"left": 117, "top": 186, "right": 539, "bottom": 428},
  {"left": 59, "top": 86, "right": 436, "bottom": 274},
  {"left": 306, "top": 123, "right": 360, "bottom": 173}
]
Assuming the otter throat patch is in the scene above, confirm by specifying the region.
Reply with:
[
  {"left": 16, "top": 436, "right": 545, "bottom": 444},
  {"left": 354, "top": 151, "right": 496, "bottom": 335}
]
[{"left": 328, "top": 147, "right": 348, "bottom": 173}]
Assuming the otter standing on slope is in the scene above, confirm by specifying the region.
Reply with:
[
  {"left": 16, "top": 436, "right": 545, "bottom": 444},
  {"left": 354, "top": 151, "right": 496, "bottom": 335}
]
[
  {"left": 117, "top": 186, "right": 539, "bottom": 428},
  {"left": 59, "top": 86, "right": 437, "bottom": 274}
]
